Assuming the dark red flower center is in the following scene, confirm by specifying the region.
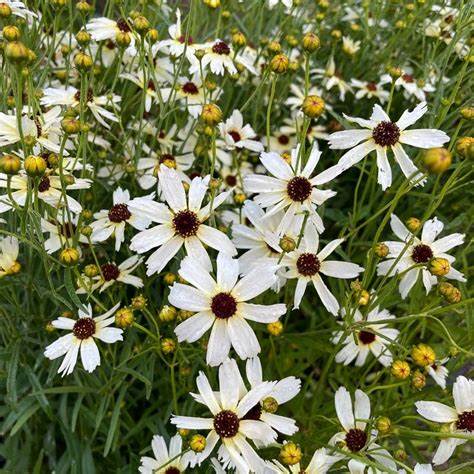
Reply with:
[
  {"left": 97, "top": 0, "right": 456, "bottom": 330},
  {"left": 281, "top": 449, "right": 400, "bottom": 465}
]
[
  {"left": 225, "top": 175, "right": 237, "bottom": 187},
  {"left": 73, "top": 317, "right": 96, "bottom": 339},
  {"left": 296, "top": 253, "right": 320, "bottom": 277},
  {"left": 147, "top": 80, "right": 156, "bottom": 91},
  {"left": 178, "top": 35, "right": 193, "bottom": 45},
  {"left": 411, "top": 244, "right": 433, "bottom": 264},
  {"left": 116, "top": 18, "right": 131, "bottom": 33},
  {"left": 211, "top": 293, "right": 237, "bottom": 319},
  {"left": 38, "top": 177, "right": 51, "bottom": 192},
  {"left": 345, "top": 428, "right": 368, "bottom": 452},
  {"left": 182, "top": 82, "right": 199, "bottom": 94},
  {"left": 358, "top": 330, "right": 376, "bottom": 345},
  {"left": 287, "top": 176, "right": 312, "bottom": 202},
  {"left": 372, "top": 121, "right": 400, "bottom": 147},
  {"left": 278, "top": 134, "right": 290, "bottom": 145},
  {"left": 402, "top": 74, "right": 414, "bottom": 83},
  {"left": 229, "top": 130, "right": 241, "bottom": 143},
  {"left": 164, "top": 468, "right": 181, "bottom": 474},
  {"left": 108, "top": 203, "right": 131, "bottom": 223},
  {"left": 242, "top": 404, "right": 262, "bottom": 421},
  {"left": 457, "top": 411, "right": 474, "bottom": 432},
  {"left": 100, "top": 263, "right": 120, "bottom": 281},
  {"left": 172, "top": 210, "right": 200, "bottom": 237},
  {"left": 74, "top": 88, "right": 94, "bottom": 103},
  {"left": 105, "top": 40, "right": 116, "bottom": 50},
  {"left": 212, "top": 41, "right": 230, "bottom": 55},
  {"left": 367, "top": 82, "right": 377, "bottom": 91},
  {"left": 214, "top": 410, "right": 240, "bottom": 438}
]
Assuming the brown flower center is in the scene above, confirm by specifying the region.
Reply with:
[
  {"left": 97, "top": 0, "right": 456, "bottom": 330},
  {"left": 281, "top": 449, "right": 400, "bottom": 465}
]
[
  {"left": 182, "top": 82, "right": 199, "bottom": 95},
  {"left": 411, "top": 244, "right": 433, "bottom": 264},
  {"left": 278, "top": 134, "right": 290, "bottom": 145},
  {"left": 178, "top": 35, "right": 193, "bottom": 45},
  {"left": 73, "top": 317, "right": 96, "bottom": 339},
  {"left": 345, "top": 428, "right": 368, "bottom": 452},
  {"left": 172, "top": 210, "right": 200, "bottom": 237},
  {"left": 74, "top": 88, "right": 94, "bottom": 103},
  {"left": 229, "top": 130, "right": 241, "bottom": 143},
  {"left": 372, "top": 121, "right": 400, "bottom": 147},
  {"left": 225, "top": 175, "right": 237, "bottom": 187},
  {"left": 100, "top": 263, "right": 120, "bottom": 281},
  {"left": 38, "top": 177, "right": 51, "bottom": 192},
  {"left": 358, "top": 330, "right": 376, "bottom": 345},
  {"left": 457, "top": 411, "right": 474, "bottom": 432},
  {"left": 402, "top": 73, "right": 414, "bottom": 83},
  {"left": 287, "top": 176, "right": 312, "bottom": 202},
  {"left": 212, "top": 41, "right": 230, "bottom": 55},
  {"left": 296, "top": 253, "right": 320, "bottom": 276},
  {"left": 164, "top": 468, "right": 181, "bottom": 474},
  {"left": 108, "top": 203, "right": 131, "bottom": 223},
  {"left": 214, "top": 410, "right": 240, "bottom": 438},
  {"left": 366, "top": 82, "right": 377, "bottom": 91},
  {"left": 116, "top": 18, "right": 131, "bottom": 32},
  {"left": 211, "top": 293, "right": 237, "bottom": 319}
]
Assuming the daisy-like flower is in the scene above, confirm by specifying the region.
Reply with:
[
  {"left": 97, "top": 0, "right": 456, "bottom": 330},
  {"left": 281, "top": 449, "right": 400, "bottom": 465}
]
[
  {"left": 267, "top": 131, "right": 296, "bottom": 154},
  {"left": 120, "top": 72, "right": 164, "bottom": 113},
  {"left": 129, "top": 166, "right": 236, "bottom": 275},
  {"left": 90, "top": 187, "right": 152, "bottom": 251},
  {"left": 170, "top": 252, "right": 286, "bottom": 366},
  {"left": 160, "top": 75, "right": 208, "bottom": 118},
  {"left": 282, "top": 224, "right": 363, "bottom": 314},
  {"left": 0, "top": 172, "right": 90, "bottom": 214},
  {"left": 41, "top": 214, "right": 88, "bottom": 254},
  {"left": 265, "top": 448, "right": 339, "bottom": 473},
  {"left": 377, "top": 214, "right": 465, "bottom": 299},
  {"left": 426, "top": 358, "right": 449, "bottom": 390},
  {"left": 40, "top": 86, "right": 120, "bottom": 129},
  {"left": 171, "top": 358, "right": 278, "bottom": 473},
  {"left": 331, "top": 306, "right": 399, "bottom": 367},
  {"left": 326, "top": 102, "right": 449, "bottom": 189},
  {"left": 44, "top": 303, "right": 122, "bottom": 376},
  {"left": 312, "top": 57, "right": 352, "bottom": 101},
  {"left": 0, "top": 236, "right": 20, "bottom": 277},
  {"left": 350, "top": 79, "right": 389, "bottom": 103},
  {"left": 342, "top": 36, "right": 361, "bottom": 55},
  {"left": 86, "top": 16, "right": 137, "bottom": 54},
  {"left": 218, "top": 110, "right": 263, "bottom": 153},
  {"left": 330, "top": 386, "right": 396, "bottom": 472},
  {"left": 76, "top": 256, "right": 143, "bottom": 294},
  {"left": 0, "top": 107, "right": 68, "bottom": 154},
  {"left": 416, "top": 376, "right": 473, "bottom": 465},
  {"left": 381, "top": 72, "right": 436, "bottom": 103},
  {"left": 139, "top": 433, "right": 190, "bottom": 474},
  {"left": 244, "top": 142, "right": 340, "bottom": 235}
]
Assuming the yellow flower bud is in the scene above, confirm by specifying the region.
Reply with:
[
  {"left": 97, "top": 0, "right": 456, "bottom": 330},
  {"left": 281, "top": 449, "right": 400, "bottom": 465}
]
[
  {"left": 74, "top": 51, "right": 93, "bottom": 70},
  {"left": 5, "top": 260, "right": 21, "bottom": 275},
  {"left": 411, "top": 370, "right": 426, "bottom": 390},
  {"left": 279, "top": 235, "right": 296, "bottom": 252},
  {"left": 412, "top": 344, "right": 436, "bottom": 367},
  {"left": 131, "top": 294, "right": 148, "bottom": 310},
  {"left": 394, "top": 449, "right": 407, "bottom": 461},
  {"left": 455, "top": 137, "right": 474, "bottom": 159},
  {"left": 358, "top": 289, "right": 370, "bottom": 306},
  {"left": 0, "top": 154, "right": 21, "bottom": 174},
  {"left": 423, "top": 148, "right": 452, "bottom": 174},
  {"left": 116, "top": 31, "right": 131, "bottom": 47},
  {"left": 159, "top": 305, "right": 177, "bottom": 322},
  {"left": 269, "top": 54, "right": 289, "bottom": 73},
  {"left": 147, "top": 29, "right": 159, "bottom": 44},
  {"left": 429, "top": 257, "right": 450, "bottom": 277},
  {"left": 84, "top": 264, "right": 99, "bottom": 277},
  {"left": 267, "top": 321, "right": 283, "bottom": 336},
  {"left": 45, "top": 321, "right": 55, "bottom": 332},
  {"left": 133, "top": 15, "right": 150, "bottom": 34},
  {"left": 163, "top": 272, "right": 177, "bottom": 285},
  {"left": 161, "top": 338, "right": 176, "bottom": 354},
  {"left": 60, "top": 248, "right": 80, "bottom": 266},
  {"left": 302, "top": 95, "right": 325, "bottom": 118},
  {"left": 115, "top": 307, "right": 135, "bottom": 328},
  {"left": 0, "top": 2, "right": 12, "bottom": 17},
  {"left": 376, "top": 416, "right": 391, "bottom": 433},
  {"left": 190, "top": 434, "right": 206, "bottom": 452},
  {"left": 391, "top": 360, "right": 411, "bottom": 379},
  {"left": 406, "top": 217, "right": 421, "bottom": 232},
  {"left": 374, "top": 242, "right": 389, "bottom": 258},
  {"left": 61, "top": 117, "right": 81, "bottom": 134},
  {"left": 75, "top": 30, "right": 91, "bottom": 46},
  {"left": 5, "top": 41, "right": 29, "bottom": 64},
  {"left": 201, "top": 104, "right": 223, "bottom": 125},
  {"left": 279, "top": 442, "right": 302, "bottom": 466},
  {"left": 232, "top": 31, "right": 246, "bottom": 48},
  {"left": 302, "top": 32, "right": 320, "bottom": 53},
  {"left": 262, "top": 397, "right": 279, "bottom": 413},
  {"left": 178, "top": 428, "right": 189, "bottom": 437},
  {"left": 80, "top": 225, "right": 92, "bottom": 237},
  {"left": 24, "top": 155, "right": 47, "bottom": 176},
  {"left": 438, "top": 282, "right": 461, "bottom": 303},
  {"left": 234, "top": 192, "right": 246, "bottom": 205},
  {"left": 76, "top": 1, "right": 93, "bottom": 13},
  {"left": 3, "top": 25, "right": 20, "bottom": 41},
  {"left": 460, "top": 107, "right": 474, "bottom": 120}
]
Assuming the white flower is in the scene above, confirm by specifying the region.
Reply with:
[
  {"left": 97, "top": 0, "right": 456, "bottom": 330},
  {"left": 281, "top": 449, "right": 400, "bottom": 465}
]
[
  {"left": 41, "top": 214, "right": 88, "bottom": 254},
  {"left": 377, "top": 215, "right": 465, "bottom": 299},
  {"left": 139, "top": 433, "right": 190, "bottom": 473},
  {"left": 170, "top": 253, "right": 286, "bottom": 366},
  {"left": 331, "top": 386, "right": 396, "bottom": 472},
  {"left": 160, "top": 75, "right": 208, "bottom": 118},
  {"left": 44, "top": 303, "right": 122, "bottom": 376},
  {"left": 267, "top": 0, "right": 293, "bottom": 10},
  {"left": 265, "top": 448, "right": 339, "bottom": 473},
  {"left": 426, "top": 358, "right": 449, "bottom": 390},
  {"left": 0, "top": 236, "right": 19, "bottom": 277},
  {"left": 332, "top": 306, "right": 399, "bottom": 367},
  {"left": 244, "top": 143, "right": 340, "bottom": 235},
  {"left": 416, "top": 376, "right": 473, "bottom": 465},
  {"left": 381, "top": 72, "right": 436, "bottom": 102},
  {"left": 342, "top": 36, "right": 361, "bottom": 55},
  {"left": 312, "top": 57, "right": 353, "bottom": 101},
  {"left": 129, "top": 166, "right": 236, "bottom": 275},
  {"left": 76, "top": 255, "right": 143, "bottom": 294},
  {"left": 40, "top": 86, "right": 120, "bottom": 129},
  {"left": 86, "top": 17, "right": 137, "bottom": 54},
  {"left": 350, "top": 79, "right": 389, "bottom": 103},
  {"left": 218, "top": 110, "right": 263, "bottom": 153},
  {"left": 90, "top": 187, "right": 152, "bottom": 251},
  {"left": 171, "top": 358, "right": 279, "bottom": 473},
  {"left": 282, "top": 224, "right": 363, "bottom": 314},
  {"left": 326, "top": 102, "right": 449, "bottom": 189}
]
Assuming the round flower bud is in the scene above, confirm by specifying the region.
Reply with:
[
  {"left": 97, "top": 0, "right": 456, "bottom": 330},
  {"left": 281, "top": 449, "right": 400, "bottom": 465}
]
[
  {"left": 302, "top": 95, "right": 325, "bottom": 118},
  {"left": 456, "top": 137, "right": 474, "bottom": 159},
  {"left": 24, "top": 155, "right": 47, "bottom": 176},
  {"left": 460, "top": 107, "right": 474, "bottom": 120},
  {"left": 267, "top": 41, "right": 281, "bottom": 54},
  {"left": 376, "top": 416, "right": 391, "bottom": 433},
  {"left": 147, "top": 28, "right": 159, "bottom": 44},
  {"left": 3, "top": 25, "right": 20, "bottom": 41},
  {"left": 302, "top": 32, "right": 320, "bottom": 53},
  {"left": 178, "top": 309, "right": 193, "bottom": 321},
  {"left": 358, "top": 289, "right": 370, "bottom": 306},
  {"left": 269, "top": 54, "right": 289, "bottom": 73},
  {"left": 279, "top": 235, "right": 296, "bottom": 252},
  {"left": 387, "top": 66, "right": 403, "bottom": 78},
  {"left": 45, "top": 321, "right": 55, "bottom": 332},
  {"left": 411, "top": 370, "right": 426, "bottom": 390},
  {"left": 429, "top": 257, "right": 450, "bottom": 277},
  {"left": 232, "top": 31, "right": 246, "bottom": 48},
  {"left": 267, "top": 321, "right": 283, "bottom": 336},
  {"left": 262, "top": 397, "right": 278, "bottom": 414},
  {"left": 74, "top": 52, "right": 93, "bottom": 70},
  {"left": 133, "top": 15, "right": 150, "bottom": 34},
  {"left": 201, "top": 104, "right": 222, "bottom": 125},
  {"left": 131, "top": 294, "right": 147, "bottom": 310},
  {"left": 159, "top": 305, "right": 177, "bottom": 322},
  {"left": 5, "top": 41, "right": 29, "bottom": 64},
  {"left": 423, "top": 147, "right": 452, "bottom": 174},
  {"left": 234, "top": 192, "right": 246, "bottom": 205},
  {"left": 0, "top": 154, "right": 21, "bottom": 174},
  {"left": 80, "top": 225, "right": 92, "bottom": 237},
  {"left": 0, "top": 2, "right": 12, "bottom": 17},
  {"left": 411, "top": 343, "right": 436, "bottom": 367},
  {"left": 331, "top": 29, "right": 342, "bottom": 39},
  {"left": 178, "top": 428, "right": 190, "bottom": 437},
  {"left": 115, "top": 308, "right": 134, "bottom": 328},
  {"left": 5, "top": 260, "right": 21, "bottom": 275},
  {"left": 75, "top": 30, "right": 91, "bottom": 46},
  {"left": 394, "top": 449, "right": 407, "bottom": 461},
  {"left": 406, "top": 217, "right": 421, "bottom": 232},
  {"left": 84, "top": 264, "right": 99, "bottom": 278},
  {"left": 438, "top": 282, "right": 461, "bottom": 303},
  {"left": 81, "top": 209, "right": 93, "bottom": 220},
  {"left": 190, "top": 434, "right": 206, "bottom": 453},
  {"left": 204, "top": 0, "right": 221, "bottom": 7},
  {"left": 76, "top": 1, "right": 93, "bottom": 13},
  {"left": 163, "top": 272, "right": 177, "bottom": 285},
  {"left": 115, "top": 31, "right": 131, "bottom": 47},
  {"left": 61, "top": 117, "right": 81, "bottom": 134},
  {"left": 391, "top": 360, "right": 411, "bottom": 379},
  {"left": 279, "top": 442, "right": 302, "bottom": 466},
  {"left": 60, "top": 248, "right": 80, "bottom": 266},
  {"left": 161, "top": 338, "right": 176, "bottom": 354},
  {"left": 374, "top": 242, "right": 389, "bottom": 258}
]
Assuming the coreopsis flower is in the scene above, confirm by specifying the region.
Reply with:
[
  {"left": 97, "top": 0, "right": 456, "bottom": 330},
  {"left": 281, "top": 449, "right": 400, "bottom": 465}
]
[
  {"left": 171, "top": 358, "right": 278, "bottom": 473},
  {"left": 426, "top": 358, "right": 449, "bottom": 390},
  {"left": 282, "top": 224, "right": 363, "bottom": 314},
  {"left": 77, "top": 256, "right": 143, "bottom": 294},
  {"left": 244, "top": 143, "right": 340, "bottom": 235},
  {"left": 342, "top": 36, "right": 361, "bottom": 55},
  {"left": 381, "top": 72, "right": 436, "bottom": 102},
  {"left": 0, "top": 172, "right": 90, "bottom": 214},
  {"left": 86, "top": 17, "right": 137, "bottom": 54},
  {"left": 312, "top": 57, "right": 352, "bottom": 101},
  {"left": 40, "top": 86, "right": 121, "bottom": 129},
  {"left": 330, "top": 386, "right": 396, "bottom": 472},
  {"left": 90, "top": 187, "right": 152, "bottom": 251},
  {"left": 160, "top": 75, "right": 208, "bottom": 118},
  {"left": 0, "top": 107, "right": 68, "bottom": 154},
  {"left": 331, "top": 306, "right": 399, "bottom": 367},
  {"left": 218, "top": 109, "right": 263, "bottom": 153},
  {"left": 416, "top": 376, "right": 473, "bottom": 465},
  {"left": 285, "top": 83, "right": 325, "bottom": 111},
  {"left": 377, "top": 214, "right": 465, "bottom": 299},
  {"left": 129, "top": 166, "right": 236, "bottom": 275},
  {"left": 41, "top": 214, "right": 88, "bottom": 254},
  {"left": 265, "top": 448, "right": 339, "bottom": 473},
  {"left": 0, "top": 236, "right": 20, "bottom": 277},
  {"left": 350, "top": 79, "right": 389, "bottom": 103},
  {"left": 326, "top": 102, "right": 449, "bottom": 189},
  {"left": 170, "top": 253, "right": 286, "bottom": 366},
  {"left": 44, "top": 303, "right": 122, "bottom": 376},
  {"left": 138, "top": 433, "right": 191, "bottom": 474}
]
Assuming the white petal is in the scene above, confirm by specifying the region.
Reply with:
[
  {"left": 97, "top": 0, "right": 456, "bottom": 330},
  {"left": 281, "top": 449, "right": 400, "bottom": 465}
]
[
  {"left": 390, "top": 214, "right": 411, "bottom": 242},
  {"left": 354, "top": 389, "right": 370, "bottom": 430},
  {"left": 170, "top": 415, "right": 214, "bottom": 430},
  {"left": 335, "top": 386, "right": 354, "bottom": 431},
  {"left": 396, "top": 102, "right": 427, "bottom": 130},
  {"left": 415, "top": 401, "right": 458, "bottom": 423},
  {"left": 236, "top": 382, "right": 275, "bottom": 418},
  {"left": 453, "top": 376, "right": 474, "bottom": 413},
  {"left": 313, "top": 274, "right": 339, "bottom": 316},
  {"left": 399, "top": 129, "right": 449, "bottom": 149},
  {"left": 178, "top": 256, "right": 216, "bottom": 294},
  {"left": 328, "top": 130, "right": 372, "bottom": 150},
  {"left": 217, "top": 253, "right": 240, "bottom": 291},
  {"left": 431, "top": 233, "right": 465, "bottom": 253},
  {"left": 169, "top": 283, "right": 210, "bottom": 311},
  {"left": 159, "top": 165, "right": 187, "bottom": 211},
  {"left": 337, "top": 140, "right": 376, "bottom": 171},
  {"left": 399, "top": 268, "right": 419, "bottom": 299},
  {"left": 94, "top": 327, "right": 123, "bottom": 343},
  {"left": 145, "top": 236, "right": 183, "bottom": 275},
  {"left": 206, "top": 319, "right": 231, "bottom": 366},
  {"left": 320, "top": 261, "right": 363, "bottom": 279},
  {"left": 227, "top": 316, "right": 260, "bottom": 360},
  {"left": 219, "top": 359, "right": 240, "bottom": 410},
  {"left": 232, "top": 266, "right": 277, "bottom": 302},
  {"left": 376, "top": 146, "right": 392, "bottom": 190},
  {"left": 174, "top": 311, "right": 214, "bottom": 343},
  {"left": 197, "top": 225, "right": 237, "bottom": 255},
  {"left": 196, "top": 371, "right": 221, "bottom": 415},
  {"left": 238, "top": 303, "right": 285, "bottom": 323},
  {"left": 260, "top": 152, "right": 293, "bottom": 180},
  {"left": 432, "top": 438, "right": 465, "bottom": 465},
  {"left": 422, "top": 217, "right": 444, "bottom": 243},
  {"left": 318, "top": 238, "right": 344, "bottom": 261},
  {"left": 271, "top": 377, "right": 301, "bottom": 404},
  {"left": 80, "top": 339, "right": 101, "bottom": 373}
]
